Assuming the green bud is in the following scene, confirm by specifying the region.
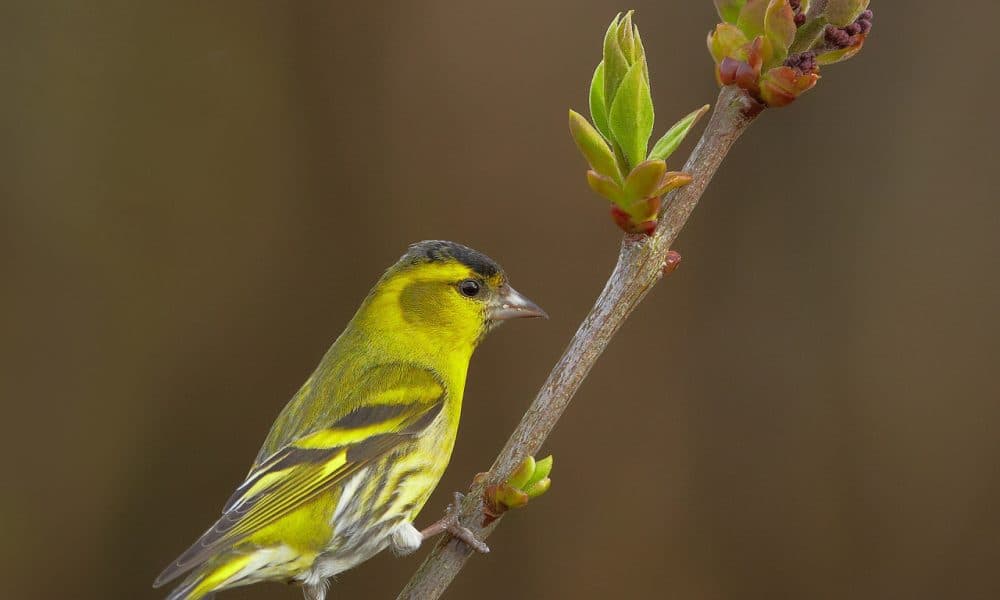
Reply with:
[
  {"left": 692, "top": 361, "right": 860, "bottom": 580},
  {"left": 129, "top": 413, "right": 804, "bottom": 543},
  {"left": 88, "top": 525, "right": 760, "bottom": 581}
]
[
  {"left": 506, "top": 455, "right": 536, "bottom": 490},
  {"left": 618, "top": 11, "right": 636, "bottom": 62},
  {"left": 649, "top": 104, "right": 710, "bottom": 162},
  {"left": 569, "top": 110, "right": 622, "bottom": 183},
  {"left": 573, "top": 12, "right": 710, "bottom": 233},
  {"left": 824, "top": 0, "right": 869, "bottom": 27},
  {"left": 587, "top": 11, "right": 655, "bottom": 171},
  {"left": 608, "top": 60, "right": 654, "bottom": 170}
]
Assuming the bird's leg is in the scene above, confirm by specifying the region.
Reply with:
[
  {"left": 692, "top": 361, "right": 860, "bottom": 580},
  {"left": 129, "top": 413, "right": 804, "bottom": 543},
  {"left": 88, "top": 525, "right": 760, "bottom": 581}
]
[{"left": 419, "top": 491, "right": 490, "bottom": 554}]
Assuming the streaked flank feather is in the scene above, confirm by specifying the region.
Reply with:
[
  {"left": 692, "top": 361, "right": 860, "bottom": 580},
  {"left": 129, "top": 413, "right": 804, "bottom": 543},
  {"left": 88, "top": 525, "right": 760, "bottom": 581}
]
[{"left": 154, "top": 241, "right": 546, "bottom": 600}]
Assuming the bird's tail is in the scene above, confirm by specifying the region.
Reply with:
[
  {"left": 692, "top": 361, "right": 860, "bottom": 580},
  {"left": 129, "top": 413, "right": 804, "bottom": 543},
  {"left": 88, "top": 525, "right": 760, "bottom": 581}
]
[{"left": 162, "top": 552, "right": 254, "bottom": 600}]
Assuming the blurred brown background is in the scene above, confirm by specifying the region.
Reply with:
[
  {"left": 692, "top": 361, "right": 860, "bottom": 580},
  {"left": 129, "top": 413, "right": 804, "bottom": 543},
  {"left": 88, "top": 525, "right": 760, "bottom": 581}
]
[{"left": 2, "top": 1, "right": 998, "bottom": 598}]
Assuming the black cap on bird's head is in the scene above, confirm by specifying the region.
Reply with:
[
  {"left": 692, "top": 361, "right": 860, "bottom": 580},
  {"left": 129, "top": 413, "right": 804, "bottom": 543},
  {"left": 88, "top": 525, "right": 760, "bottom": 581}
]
[
  {"left": 398, "top": 240, "right": 547, "bottom": 322},
  {"left": 402, "top": 240, "right": 502, "bottom": 279}
]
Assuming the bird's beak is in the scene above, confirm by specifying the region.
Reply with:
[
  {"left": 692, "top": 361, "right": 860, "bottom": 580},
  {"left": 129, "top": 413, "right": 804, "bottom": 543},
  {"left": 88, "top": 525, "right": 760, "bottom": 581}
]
[{"left": 490, "top": 284, "right": 548, "bottom": 321}]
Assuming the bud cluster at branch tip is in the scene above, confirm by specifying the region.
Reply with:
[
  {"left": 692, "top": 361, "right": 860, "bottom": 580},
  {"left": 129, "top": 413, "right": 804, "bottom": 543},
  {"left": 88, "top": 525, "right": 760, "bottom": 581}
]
[
  {"left": 708, "top": 0, "right": 874, "bottom": 107},
  {"left": 477, "top": 455, "right": 553, "bottom": 526},
  {"left": 569, "top": 11, "right": 708, "bottom": 235}
]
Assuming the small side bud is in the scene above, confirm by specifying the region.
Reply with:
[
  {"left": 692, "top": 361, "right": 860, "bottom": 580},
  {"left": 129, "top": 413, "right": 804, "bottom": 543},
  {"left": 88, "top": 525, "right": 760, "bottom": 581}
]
[
  {"left": 481, "top": 454, "right": 554, "bottom": 526},
  {"left": 662, "top": 250, "right": 683, "bottom": 277}
]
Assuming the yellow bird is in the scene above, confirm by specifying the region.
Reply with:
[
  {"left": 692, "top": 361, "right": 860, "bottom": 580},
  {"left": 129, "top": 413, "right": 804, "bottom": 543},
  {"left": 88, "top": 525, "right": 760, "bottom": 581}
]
[{"left": 154, "top": 240, "right": 546, "bottom": 600}]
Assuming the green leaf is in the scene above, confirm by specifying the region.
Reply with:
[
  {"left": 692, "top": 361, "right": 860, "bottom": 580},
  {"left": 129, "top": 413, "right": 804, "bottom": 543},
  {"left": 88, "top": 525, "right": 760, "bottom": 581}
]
[
  {"left": 603, "top": 13, "right": 628, "bottom": 110},
  {"left": 506, "top": 456, "right": 535, "bottom": 490},
  {"left": 623, "top": 160, "right": 667, "bottom": 205},
  {"left": 618, "top": 11, "right": 636, "bottom": 63},
  {"left": 652, "top": 171, "right": 693, "bottom": 197},
  {"left": 633, "top": 27, "right": 649, "bottom": 84},
  {"left": 649, "top": 104, "right": 710, "bottom": 162},
  {"left": 494, "top": 484, "right": 529, "bottom": 509},
  {"left": 528, "top": 455, "right": 553, "bottom": 486},
  {"left": 586, "top": 170, "right": 624, "bottom": 204},
  {"left": 608, "top": 61, "right": 654, "bottom": 170},
  {"left": 525, "top": 477, "right": 550, "bottom": 499},
  {"left": 815, "top": 42, "right": 863, "bottom": 65},
  {"left": 569, "top": 110, "right": 622, "bottom": 182},
  {"left": 714, "top": 0, "right": 747, "bottom": 23},
  {"left": 824, "top": 0, "right": 868, "bottom": 26},
  {"left": 764, "top": 0, "right": 796, "bottom": 63},
  {"left": 737, "top": 0, "right": 768, "bottom": 39},
  {"left": 708, "top": 23, "right": 749, "bottom": 64},
  {"left": 589, "top": 62, "right": 611, "bottom": 140},
  {"left": 789, "top": 15, "right": 828, "bottom": 54}
]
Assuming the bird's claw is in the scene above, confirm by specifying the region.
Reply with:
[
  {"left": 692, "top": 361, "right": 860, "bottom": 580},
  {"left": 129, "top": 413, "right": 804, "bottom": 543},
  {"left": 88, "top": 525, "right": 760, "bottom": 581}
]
[{"left": 441, "top": 492, "right": 490, "bottom": 553}]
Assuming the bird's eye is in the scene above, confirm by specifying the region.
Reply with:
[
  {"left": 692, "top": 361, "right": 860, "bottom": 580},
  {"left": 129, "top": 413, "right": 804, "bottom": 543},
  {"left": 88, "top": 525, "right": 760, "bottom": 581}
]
[{"left": 458, "top": 279, "right": 481, "bottom": 298}]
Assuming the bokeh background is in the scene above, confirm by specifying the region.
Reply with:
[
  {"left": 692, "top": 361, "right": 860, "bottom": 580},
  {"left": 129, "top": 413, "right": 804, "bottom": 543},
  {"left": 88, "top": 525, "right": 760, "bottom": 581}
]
[{"left": 3, "top": 1, "right": 998, "bottom": 598}]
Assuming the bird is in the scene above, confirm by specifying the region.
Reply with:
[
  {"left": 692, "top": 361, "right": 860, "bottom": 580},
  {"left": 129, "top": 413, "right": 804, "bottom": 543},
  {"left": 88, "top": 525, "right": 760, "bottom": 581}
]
[{"left": 153, "top": 240, "right": 546, "bottom": 600}]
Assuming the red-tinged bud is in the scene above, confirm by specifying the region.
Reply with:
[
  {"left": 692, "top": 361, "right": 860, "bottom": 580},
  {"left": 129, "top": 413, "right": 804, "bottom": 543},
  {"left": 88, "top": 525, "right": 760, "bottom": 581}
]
[
  {"left": 719, "top": 54, "right": 762, "bottom": 97},
  {"left": 662, "top": 250, "right": 683, "bottom": 276},
  {"left": 636, "top": 220, "right": 657, "bottom": 236},
  {"left": 718, "top": 56, "right": 742, "bottom": 86},
  {"left": 610, "top": 204, "right": 633, "bottom": 232},
  {"left": 706, "top": 1, "right": 872, "bottom": 109},
  {"left": 759, "top": 65, "right": 819, "bottom": 107}
]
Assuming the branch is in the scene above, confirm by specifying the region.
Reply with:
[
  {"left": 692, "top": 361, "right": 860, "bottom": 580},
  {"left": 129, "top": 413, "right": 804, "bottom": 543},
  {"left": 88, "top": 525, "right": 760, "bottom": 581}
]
[{"left": 397, "top": 85, "right": 762, "bottom": 600}]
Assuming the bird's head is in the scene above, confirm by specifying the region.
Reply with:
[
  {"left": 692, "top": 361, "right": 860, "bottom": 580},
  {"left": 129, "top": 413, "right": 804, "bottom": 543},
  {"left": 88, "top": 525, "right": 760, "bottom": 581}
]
[{"left": 360, "top": 240, "right": 546, "bottom": 351}]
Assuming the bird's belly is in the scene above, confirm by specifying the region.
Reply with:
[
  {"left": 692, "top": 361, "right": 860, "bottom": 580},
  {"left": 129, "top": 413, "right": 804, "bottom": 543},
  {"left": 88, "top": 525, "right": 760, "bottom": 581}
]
[{"left": 303, "top": 411, "right": 460, "bottom": 583}]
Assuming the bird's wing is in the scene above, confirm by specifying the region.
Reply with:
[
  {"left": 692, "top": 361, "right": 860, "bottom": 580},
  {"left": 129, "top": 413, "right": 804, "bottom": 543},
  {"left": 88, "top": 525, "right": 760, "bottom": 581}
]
[{"left": 154, "top": 365, "right": 445, "bottom": 588}]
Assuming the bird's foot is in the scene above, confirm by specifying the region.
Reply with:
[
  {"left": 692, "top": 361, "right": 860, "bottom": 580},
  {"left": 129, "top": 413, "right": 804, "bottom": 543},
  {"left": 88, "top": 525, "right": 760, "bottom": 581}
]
[{"left": 420, "top": 492, "right": 490, "bottom": 554}]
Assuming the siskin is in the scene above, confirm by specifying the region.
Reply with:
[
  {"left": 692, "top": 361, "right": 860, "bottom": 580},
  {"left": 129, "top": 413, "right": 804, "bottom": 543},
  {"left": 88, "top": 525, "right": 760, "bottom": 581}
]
[{"left": 154, "top": 241, "right": 546, "bottom": 600}]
